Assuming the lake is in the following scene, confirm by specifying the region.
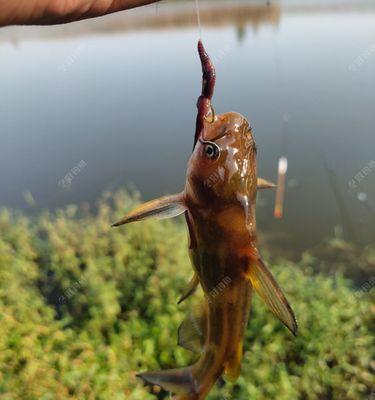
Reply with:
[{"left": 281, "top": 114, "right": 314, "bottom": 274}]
[{"left": 1, "top": 0, "right": 374, "bottom": 256}]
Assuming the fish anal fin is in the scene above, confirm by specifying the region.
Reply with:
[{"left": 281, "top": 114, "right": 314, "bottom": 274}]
[
  {"left": 112, "top": 193, "right": 186, "bottom": 227},
  {"left": 177, "top": 303, "right": 207, "bottom": 354},
  {"left": 257, "top": 177, "right": 277, "bottom": 189},
  {"left": 224, "top": 343, "right": 243, "bottom": 382},
  {"left": 245, "top": 257, "right": 297, "bottom": 336},
  {"left": 178, "top": 274, "right": 200, "bottom": 304}
]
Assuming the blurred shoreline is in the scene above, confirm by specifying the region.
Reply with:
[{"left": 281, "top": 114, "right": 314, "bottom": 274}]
[{"left": 1, "top": 0, "right": 374, "bottom": 43}]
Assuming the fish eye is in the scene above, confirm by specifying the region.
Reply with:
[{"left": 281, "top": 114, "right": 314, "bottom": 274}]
[{"left": 204, "top": 142, "right": 220, "bottom": 160}]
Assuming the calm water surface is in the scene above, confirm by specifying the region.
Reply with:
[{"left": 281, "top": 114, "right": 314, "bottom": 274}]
[{"left": 1, "top": 0, "right": 374, "bottom": 255}]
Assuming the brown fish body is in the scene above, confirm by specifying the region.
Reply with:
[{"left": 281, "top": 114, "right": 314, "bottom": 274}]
[
  {"left": 178, "top": 112, "right": 258, "bottom": 398},
  {"left": 112, "top": 41, "right": 297, "bottom": 400}
]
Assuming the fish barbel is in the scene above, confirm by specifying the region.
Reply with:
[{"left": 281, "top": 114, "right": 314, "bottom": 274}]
[{"left": 112, "top": 40, "right": 297, "bottom": 400}]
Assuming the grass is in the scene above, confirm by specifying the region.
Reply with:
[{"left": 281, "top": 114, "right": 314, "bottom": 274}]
[{"left": 0, "top": 190, "right": 373, "bottom": 399}]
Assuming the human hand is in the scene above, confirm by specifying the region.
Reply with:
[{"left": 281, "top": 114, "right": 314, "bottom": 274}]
[{"left": 0, "top": 0, "right": 160, "bottom": 27}]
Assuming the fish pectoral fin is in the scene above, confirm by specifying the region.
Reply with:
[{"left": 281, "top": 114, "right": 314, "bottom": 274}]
[
  {"left": 177, "top": 274, "right": 200, "bottom": 304},
  {"left": 177, "top": 302, "right": 207, "bottom": 354},
  {"left": 257, "top": 177, "right": 277, "bottom": 189},
  {"left": 111, "top": 193, "right": 186, "bottom": 227},
  {"left": 245, "top": 257, "right": 298, "bottom": 336}
]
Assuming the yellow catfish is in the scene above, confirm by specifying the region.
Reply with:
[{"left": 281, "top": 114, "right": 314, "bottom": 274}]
[{"left": 112, "top": 40, "right": 297, "bottom": 400}]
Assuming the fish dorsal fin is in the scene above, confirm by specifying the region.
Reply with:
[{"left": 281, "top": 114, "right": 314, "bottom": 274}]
[
  {"left": 246, "top": 256, "right": 298, "bottom": 336},
  {"left": 257, "top": 177, "right": 276, "bottom": 189},
  {"left": 177, "top": 303, "right": 207, "bottom": 354},
  {"left": 178, "top": 274, "right": 200, "bottom": 304},
  {"left": 111, "top": 193, "right": 186, "bottom": 227}
]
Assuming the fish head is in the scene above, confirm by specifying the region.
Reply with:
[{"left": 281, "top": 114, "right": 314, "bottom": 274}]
[{"left": 186, "top": 111, "right": 257, "bottom": 207}]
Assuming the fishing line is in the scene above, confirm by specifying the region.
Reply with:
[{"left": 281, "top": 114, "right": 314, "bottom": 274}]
[
  {"left": 315, "top": 143, "right": 359, "bottom": 243},
  {"left": 268, "top": 3, "right": 289, "bottom": 220},
  {"left": 194, "top": 0, "right": 202, "bottom": 39}
]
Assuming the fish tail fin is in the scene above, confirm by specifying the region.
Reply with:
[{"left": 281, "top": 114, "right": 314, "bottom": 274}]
[
  {"left": 139, "top": 299, "right": 229, "bottom": 399},
  {"left": 137, "top": 367, "right": 199, "bottom": 399},
  {"left": 138, "top": 346, "right": 224, "bottom": 399},
  {"left": 138, "top": 361, "right": 222, "bottom": 400}
]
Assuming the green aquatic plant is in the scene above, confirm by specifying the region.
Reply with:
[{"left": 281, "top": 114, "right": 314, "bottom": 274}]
[{"left": 0, "top": 191, "right": 373, "bottom": 399}]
